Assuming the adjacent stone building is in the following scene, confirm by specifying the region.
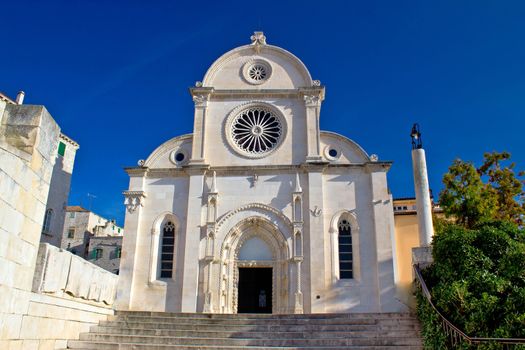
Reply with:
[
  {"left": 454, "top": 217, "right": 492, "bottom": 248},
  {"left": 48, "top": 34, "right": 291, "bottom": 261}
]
[
  {"left": 87, "top": 236, "right": 122, "bottom": 274},
  {"left": 116, "top": 32, "right": 407, "bottom": 314},
  {"left": 61, "top": 206, "right": 123, "bottom": 258},
  {"left": 41, "top": 133, "right": 79, "bottom": 247}
]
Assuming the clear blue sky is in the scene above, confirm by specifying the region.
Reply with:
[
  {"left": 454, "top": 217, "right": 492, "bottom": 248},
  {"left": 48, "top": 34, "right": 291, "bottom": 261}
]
[{"left": 2, "top": 1, "right": 524, "bottom": 225}]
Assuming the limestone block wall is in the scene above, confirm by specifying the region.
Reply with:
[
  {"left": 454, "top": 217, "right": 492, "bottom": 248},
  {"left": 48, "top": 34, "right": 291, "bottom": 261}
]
[
  {"left": 0, "top": 103, "right": 60, "bottom": 346},
  {"left": 0, "top": 103, "right": 114, "bottom": 349},
  {"left": 33, "top": 243, "right": 118, "bottom": 304}
]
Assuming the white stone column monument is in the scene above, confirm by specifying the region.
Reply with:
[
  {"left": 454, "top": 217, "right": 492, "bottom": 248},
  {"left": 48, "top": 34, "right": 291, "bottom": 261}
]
[{"left": 410, "top": 124, "right": 434, "bottom": 246}]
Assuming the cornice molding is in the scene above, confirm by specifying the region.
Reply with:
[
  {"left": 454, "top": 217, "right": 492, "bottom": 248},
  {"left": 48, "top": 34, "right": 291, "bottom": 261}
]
[{"left": 124, "top": 163, "right": 381, "bottom": 178}]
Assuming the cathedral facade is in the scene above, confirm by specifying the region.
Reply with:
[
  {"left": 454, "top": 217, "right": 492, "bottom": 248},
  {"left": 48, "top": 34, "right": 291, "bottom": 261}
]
[{"left": 115, "top": 32, "right": 405, "bottom": 314}]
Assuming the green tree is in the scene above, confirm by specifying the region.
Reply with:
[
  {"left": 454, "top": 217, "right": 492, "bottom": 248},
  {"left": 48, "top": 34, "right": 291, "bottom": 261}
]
[
  {"left": 439, "top": 152, "right": 525, "bottom": 228},
  {"left": 478, "top": 152, "right": 525, "bottom": 225}
]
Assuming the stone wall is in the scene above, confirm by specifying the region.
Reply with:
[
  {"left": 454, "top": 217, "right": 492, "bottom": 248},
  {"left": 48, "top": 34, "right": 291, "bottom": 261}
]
[
  {"left": 1, "top": 102, "right": 60, "bottom": 346},
  {"left": 0, "top": 102, "right": 114, "bottom": 349}
]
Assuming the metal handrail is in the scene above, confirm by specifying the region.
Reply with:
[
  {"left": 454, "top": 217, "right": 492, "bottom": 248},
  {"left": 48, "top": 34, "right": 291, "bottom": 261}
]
[{"left": 413, "top": 264, "right": 525, "bottom": 348}]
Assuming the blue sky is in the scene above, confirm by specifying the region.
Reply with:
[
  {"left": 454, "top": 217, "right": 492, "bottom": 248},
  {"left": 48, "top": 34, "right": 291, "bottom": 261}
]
[{"left": 2, "top": 1, "right": 524, "bottom": 225}]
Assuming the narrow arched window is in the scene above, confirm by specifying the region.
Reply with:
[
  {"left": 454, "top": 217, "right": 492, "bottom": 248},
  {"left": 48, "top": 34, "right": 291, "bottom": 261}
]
[
  {"left": 338, "top": 219, "right": 353, "bottom": 279},
  {"left": 160, "top": 221, "right": 175, "bottom": 278},
  {"left": 42, "top": 209, "right": 53, "bottom": 234}
]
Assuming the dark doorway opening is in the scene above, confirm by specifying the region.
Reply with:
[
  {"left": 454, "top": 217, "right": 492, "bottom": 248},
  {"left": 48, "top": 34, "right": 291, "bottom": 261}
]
[{"left": 237, "top": 267, "right": 272, "bottom": 313}]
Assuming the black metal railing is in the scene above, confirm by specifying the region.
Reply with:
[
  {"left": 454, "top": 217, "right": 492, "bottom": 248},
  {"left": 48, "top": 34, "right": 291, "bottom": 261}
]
[{"left": 413, "top": 264, "right": 525, "bottom": 349}]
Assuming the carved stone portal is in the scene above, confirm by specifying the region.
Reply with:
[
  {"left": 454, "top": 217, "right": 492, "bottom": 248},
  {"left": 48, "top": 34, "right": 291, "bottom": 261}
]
[{"left": 216, "top": 216, "right": 290, "bottom": 314}]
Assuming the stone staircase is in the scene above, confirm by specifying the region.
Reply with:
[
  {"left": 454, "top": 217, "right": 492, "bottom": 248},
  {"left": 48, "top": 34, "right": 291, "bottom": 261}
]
[{"left": 66, "top": 311, "right": 423, "bottom": 349}]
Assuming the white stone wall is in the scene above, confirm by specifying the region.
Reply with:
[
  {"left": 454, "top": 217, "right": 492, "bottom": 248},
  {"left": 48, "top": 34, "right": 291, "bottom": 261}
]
[
  {"left": 204, "top": 99, "right": 308, "bottom": 167},
  {"left": 0, "top": 104, "right": 60, "bottom": 346},
  {"left": 0, "top": 104, "right": 114, "bottom": 349},
  {"left": 116, "top": 33, "right": 406, "bottom": 315},
  {"left": 0, "top": 293, "right": 112, "bottom": 350}
]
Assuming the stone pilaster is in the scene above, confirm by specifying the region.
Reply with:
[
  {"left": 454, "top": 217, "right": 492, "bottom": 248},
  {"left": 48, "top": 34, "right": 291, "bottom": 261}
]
[
  {"left": 180, "top": 169, "right": 207, "bottom": 312},
  {"left": 305, "top": 165, "right": 326, "bottom": 312},
  {"left": 115, "top": 186, "right": 147, "bottom": 310},
  {"left": 301, "top": 87, "right": 325, "bottom": 163},
  {"left": 366, "top": 163, "right": 399, "bottom": 312},
  {"left": 189, "top": 87, "right": 213, "bottom": 166}
]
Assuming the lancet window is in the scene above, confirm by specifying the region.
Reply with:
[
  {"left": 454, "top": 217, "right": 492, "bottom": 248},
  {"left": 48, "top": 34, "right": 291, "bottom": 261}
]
[
  {"left": 42, "top": 209, "right": 53, "bottom": 234},
  {"left": 338, "top": 219, "right": 353, "bottom": 279},
  {"left": 160, "top": 221, "right": 175, "bottom": 278}
]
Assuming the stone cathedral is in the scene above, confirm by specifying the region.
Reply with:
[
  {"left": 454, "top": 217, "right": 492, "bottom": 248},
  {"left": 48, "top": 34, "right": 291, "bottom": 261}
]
[{"left": 115, "top": 32, "right": 406, "bottom": 314}]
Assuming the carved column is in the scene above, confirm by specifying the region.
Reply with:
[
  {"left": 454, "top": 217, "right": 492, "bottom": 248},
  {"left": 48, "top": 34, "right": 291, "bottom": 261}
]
[
  {"left": 189, "top": 87, "right": 213, "bottom": 165},
  {"left": 204, "top": 171, "right": 218, "bottom": 313},
  {"left": 301, "top": 87, "right": 325, "bottom": 163},
  {"left": 292, "top": 172, "right": 304, "bottom": 314}
]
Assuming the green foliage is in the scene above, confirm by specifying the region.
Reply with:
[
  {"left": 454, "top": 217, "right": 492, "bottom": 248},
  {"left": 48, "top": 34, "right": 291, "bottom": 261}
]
[
  {"left": 439, "top": 152, "right": 525, "bottom": 228},
  {"left": 416, "top": 221, "right": 525, "bottom": 349}
]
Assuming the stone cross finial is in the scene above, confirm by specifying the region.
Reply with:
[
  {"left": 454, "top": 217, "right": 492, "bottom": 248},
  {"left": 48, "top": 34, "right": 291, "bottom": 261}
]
[{"left": 250, "top": 31, "right": 266, "bottom": 53}]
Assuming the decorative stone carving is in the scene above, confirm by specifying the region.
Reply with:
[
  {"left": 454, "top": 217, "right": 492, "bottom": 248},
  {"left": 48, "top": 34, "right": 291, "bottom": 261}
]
[
  {"left": 123, "top": 191, "right": 146, "bottom": 213},
  {"left": 303, "top": 94, "right": 322, "bottom": 107},
  {"left": 192, "top": 93, "right": 210, "bottom": 108},
  {"left": 250, "top": 31, "right": 267, "bottom": 53},
  {"left": 311, "top": 206, "right": 322, "bottom": 217},
  {"left": 312, "top": 80, "right": 321, "bottom": 86},
  {"left": 216, "top": 202, "right": 294, "bottom": 232}
]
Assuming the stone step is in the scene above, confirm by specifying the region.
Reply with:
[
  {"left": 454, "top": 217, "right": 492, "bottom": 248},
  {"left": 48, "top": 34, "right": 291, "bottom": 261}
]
[
  {"left": 67, "top": 341, "right": 423, "bottom": 350},
  {"left": 89, "top": 325, "right": 421, "bottom": 339},
  {"left": 68, "top": 312, "right": 423, "bottom": 350},
  {"left": 108, "top": 315, "right": 418, "bottom": 326},
  {"left": 97, "top": 320, "right": 420, "bottom": 332},
  {"left": 78, "top": 333, "right": 423, "bottom": 347},
  {"left": 115, "top": 311, "right": 417, "bottom": 320}
]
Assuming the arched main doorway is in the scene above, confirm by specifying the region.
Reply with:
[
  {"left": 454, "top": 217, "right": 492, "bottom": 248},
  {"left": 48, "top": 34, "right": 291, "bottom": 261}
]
[{"left": 218, "top": 216, "right": 289, "bottom": 314}]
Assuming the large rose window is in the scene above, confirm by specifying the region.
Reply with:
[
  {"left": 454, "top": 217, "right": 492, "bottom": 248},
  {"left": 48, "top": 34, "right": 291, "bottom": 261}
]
[{"left": 230, "top": 107, "right": 283, "bottom": 156}]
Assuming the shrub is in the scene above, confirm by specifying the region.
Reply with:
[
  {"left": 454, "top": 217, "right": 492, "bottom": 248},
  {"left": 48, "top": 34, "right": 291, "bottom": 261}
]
[{"left": 416, "top": 221, "right": 525, "bottom": 349}]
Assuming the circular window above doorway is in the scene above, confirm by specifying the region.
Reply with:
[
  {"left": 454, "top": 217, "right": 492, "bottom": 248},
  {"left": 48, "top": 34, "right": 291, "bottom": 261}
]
[{"left": 226, "top": 104, "right": 286, "bottom": 159}]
